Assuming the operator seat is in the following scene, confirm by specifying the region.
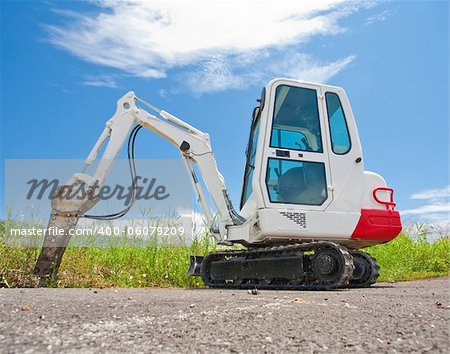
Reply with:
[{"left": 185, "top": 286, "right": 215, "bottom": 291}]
[{"left": 277, "top": 165, "right": 326, "bottom": 205}]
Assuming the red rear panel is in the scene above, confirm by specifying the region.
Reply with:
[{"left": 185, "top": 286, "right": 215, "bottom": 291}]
[{"left": 351, "top": 209, "right": 402, "bottom": 242}]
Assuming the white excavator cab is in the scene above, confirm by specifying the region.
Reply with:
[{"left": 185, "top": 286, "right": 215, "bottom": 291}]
[
  {"left": 241, "top": 79, "right": 362, "bottom": 213},
  {"left": 227, "top": 79, "right": 400, "bottom": 248}
]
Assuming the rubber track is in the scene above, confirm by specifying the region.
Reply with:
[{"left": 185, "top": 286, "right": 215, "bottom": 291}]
[
  {"left": 346, "top": 251, "right": 380, "bottom": 288},
  {"left": 201, "top": 242, "right": 354, "bottom": 291}
]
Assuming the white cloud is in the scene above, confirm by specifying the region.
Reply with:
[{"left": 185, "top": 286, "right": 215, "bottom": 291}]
[
  {"left": 182, "top": 52, "right": 356, "bottom": 95},
  {"left": 183, "top": 54, "right": 247, "bottom": 95},
  {"left": 45, "top": 0, "right": 367, "bottom": 93},
  {"left": 82, "top": 74, "right": 118, "bottom": 88},
  {"left": 401, "top": 202, "right": 450, "bottom": 215},
  {"left": 410, "top": 185, "right": 450, "bottom": 200},
  {"left": 158, "top": 88, "right": 168, "bottom": 98},
  {"left": 401, "top": 186, "right": 450, "bottom": 236},
  {"left": 365, "top": 9, "right": 393, "bottom": 26},
  {"left": 274, "top": 53, "right": 356, "bottom": 84}
]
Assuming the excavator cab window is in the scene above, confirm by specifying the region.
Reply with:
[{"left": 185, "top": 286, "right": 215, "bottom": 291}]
[
  {"left": 270, "top": 85, "right": 323, "bottom": 153},
  {"left": 266, "top": 158, "right": 327, "bottom": 205},
  {"left": 240, "top": 101, "right": 262, "bottom": 208},
  {"left": 325, "top": 92, "right": 351, "bottom": 154}
]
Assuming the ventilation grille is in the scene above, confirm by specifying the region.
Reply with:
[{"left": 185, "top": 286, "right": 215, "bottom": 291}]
[{"left": 280, "top": 211, "right": 306, "bottom": 228}]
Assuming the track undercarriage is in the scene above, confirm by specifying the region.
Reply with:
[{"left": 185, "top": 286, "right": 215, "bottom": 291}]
[{"left": 189, "top": 242, "right": 379, "bottom": 290}]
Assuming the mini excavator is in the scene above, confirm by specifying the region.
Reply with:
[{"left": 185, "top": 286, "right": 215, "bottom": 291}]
[{"left": 34, "top": 78, "right": 402, "bottom": 289}]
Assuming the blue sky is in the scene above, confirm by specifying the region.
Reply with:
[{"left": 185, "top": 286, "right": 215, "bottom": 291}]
[{"left": 1, "top": 1, "right": 449, "bottom": 228}]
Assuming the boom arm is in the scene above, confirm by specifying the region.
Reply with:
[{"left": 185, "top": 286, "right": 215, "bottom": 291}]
[
  {"left": 34, "top": 91, "right": 243, "bottom": 282},
  {"left": 85, "top": 91, "right": 243, "bottom": 234},
  {"left": 132, "top": 93, "right": 245, "bottom": 234}
]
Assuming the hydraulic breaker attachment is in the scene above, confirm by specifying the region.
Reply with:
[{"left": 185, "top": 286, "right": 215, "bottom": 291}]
[
  {"left": 33, "top": 214, "right": 79, "bottom": 285},
  {"left": 33, "top": 174, "right": 100, "bottom": 286}
]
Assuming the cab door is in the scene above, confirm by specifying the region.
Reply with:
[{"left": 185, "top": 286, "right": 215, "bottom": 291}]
[
  {"left": 320, "top": 86, "right": 365, "bottom": 213},
  {"left": 261, "top": 80, "right": 333, "bottom": 210}
]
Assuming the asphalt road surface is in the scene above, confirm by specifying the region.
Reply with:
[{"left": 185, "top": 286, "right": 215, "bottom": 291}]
[{"left": 1, "top": 278, "right": 449, "bottom": 353}]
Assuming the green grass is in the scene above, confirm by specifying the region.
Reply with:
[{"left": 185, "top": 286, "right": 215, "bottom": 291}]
[
  {"left": 0, "top": 219, "right": 216, "bottom": 288},
  {"left": 0, "top": 219, "right": 449, "bottom": 288},
  {"left": 367, "top": 233, "right": 450, "bottom": 282}
]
